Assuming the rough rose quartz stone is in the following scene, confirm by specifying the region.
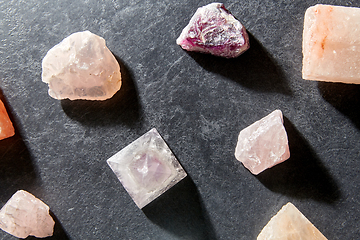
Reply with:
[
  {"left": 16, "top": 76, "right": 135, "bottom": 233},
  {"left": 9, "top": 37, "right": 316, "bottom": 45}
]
[
  {"left": 42, "top": 31, "right": 122, "bottom": 100},
  {"left": 176, "top": 2, "right": 250, "bottom": 58},
  {"left": 0, "top": 190, "right": 55, "bottom": 239},
  {"left": 257, "top": 202, "right": 328, "bottom": 240},
  {"left": 234, "top": 110, "right": 290, "bottom": 175},
  {"left": 0, "top": 100, "right": 15, "bottom": 140},
  {"left": 303, "top": 4, "right": 360, "bottom": 84},
  {"left": 107, "top": 128, "right": 187, "bottom": 209}
]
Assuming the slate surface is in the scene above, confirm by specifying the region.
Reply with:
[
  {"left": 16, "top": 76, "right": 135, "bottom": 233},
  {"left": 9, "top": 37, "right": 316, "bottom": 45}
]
[{"left": 0, "top": 0, "right": 359, "bottom": 239}]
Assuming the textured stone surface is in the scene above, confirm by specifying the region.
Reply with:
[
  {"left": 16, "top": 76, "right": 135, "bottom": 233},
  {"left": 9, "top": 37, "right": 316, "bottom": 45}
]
[
  {"left": 42, "top": 31, "right": 122, "bottom": 100},
  {"left": 257, "top": 202, "right": 327, "bottom": 240},
  {"left": 0, "top": 190, "right": 55, "bottom": 239},
  {"left": 303, "top": 4, "right": 360, "bottom": 84},
  {"left": 235, "top": 110, "right": 290, "bottom": 175},
  {"left": 0, "top": 100, "right": 15, "bottom": 140},
  {"left": 107, "top": 128, "right": 187, "bottom": 209},
  {"left": 176, "top": 2, "right": 249, "bottom": 58}
]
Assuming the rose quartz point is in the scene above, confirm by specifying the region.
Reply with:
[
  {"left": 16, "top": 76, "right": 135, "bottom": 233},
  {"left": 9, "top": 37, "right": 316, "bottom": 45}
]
[
  {"left": 42, "top": 31, "right": 122, "bottom": 100},
  {"left": 234, "top": 110, "right": 290, "bottom": 175},
  {"left": 0, "top": 190, "right": 55, "bottom": 239},
  {"left": 0, "top": 100, "right": 14, "bottom": 140},
  {"left": 303, "top": 4, "right": 360, "bottom": 84},
  {"left": 107, "top": 128, "right": 187, "bottom": 209},
  {"left": 257, "top": 202, "right": 328, "bottom": 240},
  {"left": 176, "top": 2, "right": 250, "bottom": 58}
]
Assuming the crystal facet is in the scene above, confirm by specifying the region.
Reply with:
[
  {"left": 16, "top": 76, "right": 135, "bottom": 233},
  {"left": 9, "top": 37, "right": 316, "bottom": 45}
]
[
  {"left": 0, "top": 100, "right": 14, "bottom": 140},
  {"left": 257, "top": 202, "right": 328, "bottom": 240},
  {"left": 176, "top": 3, "right": 250, "bottom": 58},
  {"left": 107, "top": 128, "right": 187, "bottom": 209},
  {"left": 0, "top": 190, "right": 55, "bottom": 239},
  {"left": 234, "top": 110, "right": 290, "bottom": 175},
  {"left": 303, "top": 4, "right": 360, "bottom": 84},
  {"left": 42, "top": 31, "right": 122, "bottom": 100}
]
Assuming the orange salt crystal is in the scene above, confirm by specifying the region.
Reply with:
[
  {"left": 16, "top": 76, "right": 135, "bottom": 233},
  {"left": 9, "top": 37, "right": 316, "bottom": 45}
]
[{"left": 0, "top": 100, "right": 15, "bottom": 140}]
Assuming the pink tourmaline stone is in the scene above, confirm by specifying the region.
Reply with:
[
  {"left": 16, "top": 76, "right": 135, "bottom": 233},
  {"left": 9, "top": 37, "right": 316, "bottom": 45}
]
[
  {"left": 42, "top": 31, "right": 122, "bottom": 100},
  {"left": 0, "top": 190, "right": 55, "bottom": 239},
  {"left": 107, "top": 128, "right": 187, "bottom": 209},
  {"left": 234, "top": 110, "right": 290, "bottom": 175},
  {"left": 303, "top": 4, "right": 360, "bottom": 84},
  {"left": 257, "top": 202, "right": 328, "bottom": 240},
  {"left": 176, "top": 3, "right": 250, "bottom": 58},
  {"left": 0, "top": 99, "right": 15, "bottom": 140}
]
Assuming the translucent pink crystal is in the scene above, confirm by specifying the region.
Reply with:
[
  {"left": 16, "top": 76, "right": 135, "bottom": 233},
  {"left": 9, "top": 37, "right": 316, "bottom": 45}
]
[
  {"left": 42, "top": 31, "right": 122, "bottom": 100},
  {"left": 257, "top": 202, "right": 328, "bottom": 240},
  {"left": 0, "top": 190, "right": 55, "bottom": 239},
  {"left": 107, "top": 128, "right": 187, "bottom": 209},
  {"left": 176, "top": 3, "right": 250, "bottom": 58},
  {"left": 303, "top": 4, "right": 360, "bottom": 84},
  {"left": 234, "top": 110, "right": 290, "bottom": 175}
]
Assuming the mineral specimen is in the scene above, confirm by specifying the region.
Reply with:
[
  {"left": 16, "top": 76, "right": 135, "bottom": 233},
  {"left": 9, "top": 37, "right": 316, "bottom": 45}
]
[
  {"left": 303, "top": 4, "right": 360, "bottom": 84},
  {"left": 42, "top": 31, "right": 122, "bottom": 100},
  {"left": 107, "top": 128, "right": 187, "bottom": 209},
  {"left": 234, "top": 110, "right": 290, "bottom": 175},
  {"left": 0, "top": 190, "right": 55, "bottom": 239},
  {"left": 257, "top": 202, "right": 327, "bottom": 240},
  {"left": 176, "top": 2, "right": 250, "bottom": 58},
  {"left": 0, "top": 100, "right": 14, "bottom": 140}
]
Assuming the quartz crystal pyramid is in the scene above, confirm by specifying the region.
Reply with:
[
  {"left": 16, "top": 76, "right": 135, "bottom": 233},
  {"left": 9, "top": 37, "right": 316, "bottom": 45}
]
[
  {"left": 0, "top": 190, "right": 55, "bottom": 239},
  {"left": 257, "top": 202, "right": 327, "bottom": 240},
  {"left": 303, "top": 4, "right": 360, "bottom": 84},
  {"left": 107, "top": 128, "right": 187, "bottom": 209},
  {"left": 0, "top": 100, "right": 15, "bottom": 140},
  {"left": 234, "top": 110, "right": 290, "bottom": 175},
  {"left": 42, "top": 31, "right": 122, "bottom": 100},
  {"left": 176, "top": 2, "right": 250, "bottom": 58}
]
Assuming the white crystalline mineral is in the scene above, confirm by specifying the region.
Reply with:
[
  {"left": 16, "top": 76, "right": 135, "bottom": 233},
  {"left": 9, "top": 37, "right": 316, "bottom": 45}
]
[
  {"left": 234, "top": 110, "right": 290, "bottom": 175},
  {"left": 257, "top": 202, "right": 328, "bottom": 240},
  {"left": 42, "top": 31, "right": 122, "bottom": 100},
  {"left": 107, "top": 128, "right": 187, "bottom": 209},
  {"left": 0, "top": 190, "right": 55, "bottom": 239}
]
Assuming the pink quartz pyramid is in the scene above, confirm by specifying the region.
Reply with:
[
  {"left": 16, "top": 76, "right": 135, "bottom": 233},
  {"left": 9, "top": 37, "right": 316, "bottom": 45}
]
[
  {"left": 0, "top": 190, "right": 55, "bottom": 239},
  {"left": 303, "top": 4, "right": 360, "bottom": 84},
  {"left": 234, "top": 110, "right": 290, "bottom": 175},
  {"left": 257, "top": 202, "right": 327, "bottom": 240},
  {"left": 42, "top": 31, "right": 122, "bottom": 100},
  {"left": 176, "top": 3, "right": 249, "bottom": 58},
  {"left": 0, "top": 99, "right": 15, "bottom": 140}
]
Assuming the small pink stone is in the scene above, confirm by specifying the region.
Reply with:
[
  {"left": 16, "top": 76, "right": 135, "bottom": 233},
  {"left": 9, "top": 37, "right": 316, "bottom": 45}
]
[
  {"left": 176, "top": 3, "right": 250, "bottom": 58},
  {"left": 234, "top": 110, "right": 290, "bottom": 175},
  {"left": 0, "top": 190, "right": 55, "bottom": 239}
]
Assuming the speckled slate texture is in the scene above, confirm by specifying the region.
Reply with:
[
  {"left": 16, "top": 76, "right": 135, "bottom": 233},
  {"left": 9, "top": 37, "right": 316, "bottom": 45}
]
[{"left": 0, "top": 0, "right": 359, "bottom": 239}]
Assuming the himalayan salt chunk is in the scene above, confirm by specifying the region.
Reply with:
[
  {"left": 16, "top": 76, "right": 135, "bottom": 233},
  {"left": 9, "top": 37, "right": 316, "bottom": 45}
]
[
  {"left": 176, "top": 2, "right": 249, "bottom": 58},
  {"left": 0, "top": 190, "right": 55, "bottom": 239},
  {"left": 257, "top": 202, "right": 327, "bottom": 240},
  {"left": 107, "top": 128, "right": 187, "bottom": 209},
  {"left": 0, "top": 100, "right": 14, "bottom": 140},
  {"left": 303, "top": 4, "right": 360, "bottom": 84},
  {"left": 234, "top": 110, "right": 290, "bottom": 175},
  {"left": 42, "top": 31, "right": 122, "bottom": 100}
]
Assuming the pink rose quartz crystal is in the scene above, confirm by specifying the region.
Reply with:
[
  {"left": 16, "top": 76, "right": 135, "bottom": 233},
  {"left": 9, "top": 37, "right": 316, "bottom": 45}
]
[
  {"left": 107, "top": 128, "right": 187, "bottom": 209},
  {"left": 176, "top": 2, "right": 250, "bottom": 58},
  {"left": 234, "top": 110, "right": 290, "bottom": 175},
  {"left": 0, "top": 190, "right": 55, "bottom": 239},
  {"left": 257, "top": 202, "right": 328, "bottom": 240},
  {"left": 303, "top": 4, "right": 360, "bottom": 84},
  {"left": 0, "top": 100, "right": 15, "bottom": 140},
  {"left": 42, "top": 31, "right": 122, "bottom": 100}
]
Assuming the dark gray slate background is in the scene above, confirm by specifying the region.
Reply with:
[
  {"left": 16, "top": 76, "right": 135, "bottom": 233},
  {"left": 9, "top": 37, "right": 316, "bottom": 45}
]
[{"left": 0, "top": 0, "right": 359, "bottom": 239}]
